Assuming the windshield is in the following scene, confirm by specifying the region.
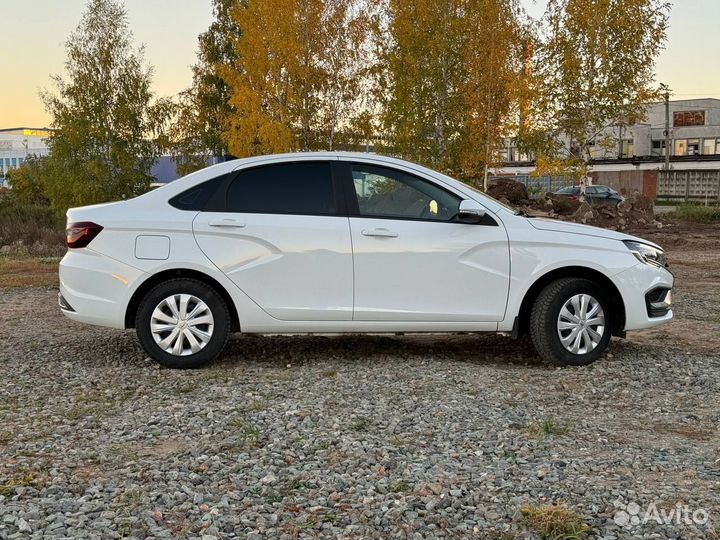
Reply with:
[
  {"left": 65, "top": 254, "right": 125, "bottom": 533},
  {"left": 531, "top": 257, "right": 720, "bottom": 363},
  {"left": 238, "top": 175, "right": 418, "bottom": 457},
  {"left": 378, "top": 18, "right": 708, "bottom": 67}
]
[{"left": 555, "top": 185, "right": 577, "bottom": 194}]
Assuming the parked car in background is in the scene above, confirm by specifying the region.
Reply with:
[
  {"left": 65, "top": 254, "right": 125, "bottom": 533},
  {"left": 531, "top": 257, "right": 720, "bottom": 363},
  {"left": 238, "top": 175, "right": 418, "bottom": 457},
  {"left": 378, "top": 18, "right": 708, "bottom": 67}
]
[
  {"left": 553, "top": 184, "right": 625, "bottom": 206},
  {"left": 59, "top": 153, "right": 672, "bottom": 369}
]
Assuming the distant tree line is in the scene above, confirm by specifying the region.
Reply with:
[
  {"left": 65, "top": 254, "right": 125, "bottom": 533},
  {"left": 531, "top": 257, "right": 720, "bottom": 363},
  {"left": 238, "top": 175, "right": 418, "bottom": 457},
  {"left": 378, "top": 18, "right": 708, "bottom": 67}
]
[{"left": 8, "top": 0, "right": 670, "bottom": 210}]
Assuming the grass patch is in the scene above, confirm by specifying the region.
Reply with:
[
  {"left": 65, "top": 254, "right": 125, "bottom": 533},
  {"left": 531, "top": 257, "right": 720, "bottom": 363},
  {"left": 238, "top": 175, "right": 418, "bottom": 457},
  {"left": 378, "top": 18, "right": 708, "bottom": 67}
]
[
  {"left": 350, "top": 416, "right": 371, "bottom": 432},
  {"left": 114, "top": 487, "right": 146, "bottom": 512},
  {"left": 247, "top": 399, "right": 267, "bottom": 412},
  {"left": 66, "top": 389, "right": 120, "bottom": 420},
  {"left": 528, "top": 417, "right": 571, "bottom": 438},
  {"left": 520, "top": 504, "right": 590, "bottom": 540},
  {"left": 320, "top": 369, "right": 337, "bottom": 378},
  {"left": 0, "top": 471, "right": 44, "bottom": 497},
  {"left": 674, "top": 204, "right": 720, "bottom": 223},
  {"left": 389, "top": 479, "right": 409, "bottom": 493},
  {"left": 228, "top": 415, "right": 262, "bottom": 449},
  {"left": 175, "top": 380, "right": 201, "bottom": 394}
]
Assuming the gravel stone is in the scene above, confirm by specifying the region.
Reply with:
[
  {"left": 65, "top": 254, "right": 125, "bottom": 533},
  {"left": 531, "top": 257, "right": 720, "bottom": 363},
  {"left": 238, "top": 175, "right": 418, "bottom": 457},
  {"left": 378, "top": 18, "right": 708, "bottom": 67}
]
[{"left": 1, "top": 263, "right": 718, "bottom": 539}]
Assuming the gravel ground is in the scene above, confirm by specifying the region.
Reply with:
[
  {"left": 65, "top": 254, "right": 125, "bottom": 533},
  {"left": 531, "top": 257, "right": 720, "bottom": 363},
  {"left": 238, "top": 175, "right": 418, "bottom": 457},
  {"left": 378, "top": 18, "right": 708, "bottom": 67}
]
[{"left": 1, "top": 231, "right": 720, "bottom": 539}]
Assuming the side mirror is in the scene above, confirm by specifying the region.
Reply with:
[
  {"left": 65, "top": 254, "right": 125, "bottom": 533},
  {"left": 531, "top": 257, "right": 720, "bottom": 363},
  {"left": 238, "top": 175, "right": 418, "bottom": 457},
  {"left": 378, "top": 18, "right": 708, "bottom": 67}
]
[{"left": 458, "top": 200, "right": 486, "bottom": 223}]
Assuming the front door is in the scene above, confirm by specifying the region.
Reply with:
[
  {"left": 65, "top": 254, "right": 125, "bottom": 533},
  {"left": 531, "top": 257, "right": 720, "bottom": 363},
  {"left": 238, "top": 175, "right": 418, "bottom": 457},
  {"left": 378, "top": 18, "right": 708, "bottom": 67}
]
[
  {"left": 193, "top": 160, "right": 353, "bottom": 321},
  {"left": 345, "top": 163, "right": 510, "bottom": 322}
]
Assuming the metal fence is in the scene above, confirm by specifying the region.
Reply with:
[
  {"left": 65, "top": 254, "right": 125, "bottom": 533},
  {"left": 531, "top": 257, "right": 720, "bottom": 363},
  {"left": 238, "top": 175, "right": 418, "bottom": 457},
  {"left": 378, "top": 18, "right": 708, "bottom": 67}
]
[
  {"left": 657, "top": 170, "right": 720, "bottom": 202},
  {"left": 490, "top": 175, "right": 573, "bottom": 198}
]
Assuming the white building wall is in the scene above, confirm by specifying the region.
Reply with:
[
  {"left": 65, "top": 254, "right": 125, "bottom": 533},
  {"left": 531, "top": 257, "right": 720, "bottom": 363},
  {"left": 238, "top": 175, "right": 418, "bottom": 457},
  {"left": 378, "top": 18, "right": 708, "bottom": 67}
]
[{"left": 0, "top": 130, "right": 51, "bottom": 183}]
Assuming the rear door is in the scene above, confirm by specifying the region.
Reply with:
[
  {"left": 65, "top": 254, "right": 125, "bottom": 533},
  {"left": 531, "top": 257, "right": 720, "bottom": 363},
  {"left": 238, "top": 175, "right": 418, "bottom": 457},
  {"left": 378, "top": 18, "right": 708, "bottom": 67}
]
[
  {"left": 343, "top": 162, "right": 510, "bottom": 322},
  {"left": 192, "top": 160, "right": 353, "bottom": 321}
]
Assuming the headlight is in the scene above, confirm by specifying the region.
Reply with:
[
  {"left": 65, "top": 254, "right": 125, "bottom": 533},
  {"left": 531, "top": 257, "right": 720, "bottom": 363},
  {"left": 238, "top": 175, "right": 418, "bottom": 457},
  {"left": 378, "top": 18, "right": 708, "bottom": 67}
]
[{"left": 623, "top": 240, "right": 667, "bottom": 268}]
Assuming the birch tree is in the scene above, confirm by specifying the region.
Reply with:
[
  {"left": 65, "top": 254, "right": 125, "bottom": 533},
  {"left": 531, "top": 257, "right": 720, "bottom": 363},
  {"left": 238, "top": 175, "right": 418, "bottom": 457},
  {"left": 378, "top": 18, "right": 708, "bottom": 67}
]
[
  {"left": 42, "top": 0, "right": 163, "bottom": 208},
  {"left": 520, "top": 0, "right": 670, "bottom": 183},
  {"left": 172, "top": 0, "right": 241, "bottom": 174},
  {"left": 377, "top": 0, "right": 468, "bottom": 171},
  {"left": 222, "top": 0, "right": 369, "bottom": 156}
]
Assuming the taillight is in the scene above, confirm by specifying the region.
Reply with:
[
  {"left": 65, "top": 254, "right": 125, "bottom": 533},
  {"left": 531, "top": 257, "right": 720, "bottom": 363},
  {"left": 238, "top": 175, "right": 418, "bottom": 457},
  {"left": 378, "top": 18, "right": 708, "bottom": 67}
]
[{"left": 66, "top": 221, "right": 103, "bottom": 248}]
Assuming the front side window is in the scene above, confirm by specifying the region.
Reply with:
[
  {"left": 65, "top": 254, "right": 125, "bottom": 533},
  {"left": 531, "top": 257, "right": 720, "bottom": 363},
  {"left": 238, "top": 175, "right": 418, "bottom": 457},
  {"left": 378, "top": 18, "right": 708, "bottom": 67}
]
[
  {"left": 350, "top": 164, "right": 461, "bottom": 221},
  {"left": 227, "top": 162, "right": 335, "bottom": 215}
]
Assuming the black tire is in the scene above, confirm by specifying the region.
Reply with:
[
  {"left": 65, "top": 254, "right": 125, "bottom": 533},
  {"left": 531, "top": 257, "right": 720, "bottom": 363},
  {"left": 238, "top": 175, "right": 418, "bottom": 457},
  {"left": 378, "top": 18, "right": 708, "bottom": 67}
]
[
  {"left": 136, "top": 278, "right": 230, "bottom": 369},
  {"left": 529, "top": 277, "right": 612, "bottom": 366}
]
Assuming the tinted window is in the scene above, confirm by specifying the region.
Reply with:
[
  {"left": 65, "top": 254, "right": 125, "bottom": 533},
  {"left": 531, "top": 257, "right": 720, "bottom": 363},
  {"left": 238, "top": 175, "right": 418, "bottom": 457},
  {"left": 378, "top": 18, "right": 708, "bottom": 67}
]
[
  {"left": 227, "top": 162, "right": 335, "bottom": 215},
  {"left": 169, "top": 174, "right": 228, "bottom": 211},
  {"left": 350, "top": 164, "right": 461, "bottom": 221}
]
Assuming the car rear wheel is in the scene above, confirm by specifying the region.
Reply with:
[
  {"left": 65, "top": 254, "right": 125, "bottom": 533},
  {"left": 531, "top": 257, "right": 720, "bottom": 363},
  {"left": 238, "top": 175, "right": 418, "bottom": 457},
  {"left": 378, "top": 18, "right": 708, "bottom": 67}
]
[
  {"left": 136, "top": 278, "right": 230, "bottom": 369},
  {"left": 530, "top": 278, "right": 611, "bottom": 366}
]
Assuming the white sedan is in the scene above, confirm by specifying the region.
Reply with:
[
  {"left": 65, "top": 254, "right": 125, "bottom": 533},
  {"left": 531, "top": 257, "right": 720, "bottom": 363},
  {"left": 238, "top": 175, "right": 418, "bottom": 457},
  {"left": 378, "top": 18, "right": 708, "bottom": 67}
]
[{"left": 59, "top": 152, "right": 673, "bottom": 368}]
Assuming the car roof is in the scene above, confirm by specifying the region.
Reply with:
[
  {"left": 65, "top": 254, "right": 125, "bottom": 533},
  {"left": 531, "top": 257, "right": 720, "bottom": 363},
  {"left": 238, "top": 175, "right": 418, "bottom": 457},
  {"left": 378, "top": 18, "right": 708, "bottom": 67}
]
[{"left": 136, "top": 151, "right": 508, "bottom": 215}]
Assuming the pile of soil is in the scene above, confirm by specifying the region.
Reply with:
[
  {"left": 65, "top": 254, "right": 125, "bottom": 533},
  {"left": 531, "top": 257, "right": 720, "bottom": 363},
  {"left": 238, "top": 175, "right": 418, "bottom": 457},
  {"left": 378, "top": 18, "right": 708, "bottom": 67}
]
[
  {"left": 486, "top": 179, "right": 532, "bottom": 206},
  {"left": 487, "top": 179, "right": 663, "bottom": 231}
]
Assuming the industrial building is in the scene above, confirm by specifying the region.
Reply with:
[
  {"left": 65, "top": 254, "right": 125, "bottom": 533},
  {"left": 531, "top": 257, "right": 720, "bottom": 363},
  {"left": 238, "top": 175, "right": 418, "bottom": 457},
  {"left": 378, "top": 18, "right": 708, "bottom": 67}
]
[
  {"left": 498, "top": 98, "right": 720, "bottom": 172},
  {"left": 0, "top": 127, "right": 51, "bottom": 186}
]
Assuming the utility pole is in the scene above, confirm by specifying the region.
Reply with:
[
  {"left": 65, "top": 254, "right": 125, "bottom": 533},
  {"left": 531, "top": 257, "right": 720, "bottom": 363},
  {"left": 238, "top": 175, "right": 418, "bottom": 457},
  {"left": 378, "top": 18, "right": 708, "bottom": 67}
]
[{"left": 661, "top": 84, "right": 671, "bottom": 171}]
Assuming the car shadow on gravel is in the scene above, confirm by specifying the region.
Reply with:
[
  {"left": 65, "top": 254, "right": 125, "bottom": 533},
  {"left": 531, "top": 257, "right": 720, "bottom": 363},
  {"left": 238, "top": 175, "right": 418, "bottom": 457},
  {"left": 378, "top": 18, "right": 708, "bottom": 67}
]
[{"left": 214, "top": 333, "right": 547, "bottom": 369}]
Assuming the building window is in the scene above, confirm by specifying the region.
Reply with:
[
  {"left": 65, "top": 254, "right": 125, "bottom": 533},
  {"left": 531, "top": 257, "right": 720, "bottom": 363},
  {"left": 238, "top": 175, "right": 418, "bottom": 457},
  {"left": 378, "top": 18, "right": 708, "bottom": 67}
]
[
  {"left": 18, "top": 158, "right": 24, "bottom": 167},
  {"left": 704, "top": 138, "right": 717, "bottom": 155},
  {"left": 620, "top": 140, "right": 634, "bottom": 158},
  {"left": 687, "top": 139, "right": 700, "bottom": 156},
  {"left": 674, "top": 139, "right": 687, "bottom": 156},
  {"left": 652, "top": 140, "right": 667, "bottom": 157}
]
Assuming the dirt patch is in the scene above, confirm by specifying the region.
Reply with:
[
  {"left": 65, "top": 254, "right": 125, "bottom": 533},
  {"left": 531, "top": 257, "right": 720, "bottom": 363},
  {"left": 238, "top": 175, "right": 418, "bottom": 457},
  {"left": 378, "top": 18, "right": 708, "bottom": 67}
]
[{"left": 0, "top": 257, "right": 61, "bottom": 289}]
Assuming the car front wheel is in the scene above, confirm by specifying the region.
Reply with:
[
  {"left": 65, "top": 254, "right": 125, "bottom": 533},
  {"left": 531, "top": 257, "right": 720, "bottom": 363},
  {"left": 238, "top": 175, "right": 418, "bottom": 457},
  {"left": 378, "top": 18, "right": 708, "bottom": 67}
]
[
  {"left": 136, "top": 278, "right": 230, "bottom": 369},
  {"left": 530, "top": 277, "right": 611, "bottom": 366}
]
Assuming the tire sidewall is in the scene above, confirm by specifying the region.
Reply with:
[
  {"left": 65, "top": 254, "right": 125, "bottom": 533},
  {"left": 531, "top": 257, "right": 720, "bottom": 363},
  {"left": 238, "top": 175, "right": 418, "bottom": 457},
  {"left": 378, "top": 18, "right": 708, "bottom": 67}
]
[
  {"left": 136, "top": 279, "right": 229, "bottom": 369},
  {"left": 542, "top": 280, "right": 611, "bottom": 366}
]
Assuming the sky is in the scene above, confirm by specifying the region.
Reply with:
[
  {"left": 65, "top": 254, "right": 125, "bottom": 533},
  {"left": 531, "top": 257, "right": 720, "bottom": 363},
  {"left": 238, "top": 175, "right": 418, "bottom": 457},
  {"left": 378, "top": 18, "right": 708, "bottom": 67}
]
[{"left": 1, "top": 0, "right": 719, "bottom": 128}]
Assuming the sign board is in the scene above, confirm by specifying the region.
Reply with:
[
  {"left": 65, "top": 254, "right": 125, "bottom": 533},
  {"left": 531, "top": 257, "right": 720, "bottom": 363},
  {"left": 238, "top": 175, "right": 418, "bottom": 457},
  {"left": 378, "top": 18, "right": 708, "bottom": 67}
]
[
  {"left": 22, "top": 129, "right": 51, "bottom": 137},
  {"left": 673, "top": 110, "right": 705, "bottom": 127}
]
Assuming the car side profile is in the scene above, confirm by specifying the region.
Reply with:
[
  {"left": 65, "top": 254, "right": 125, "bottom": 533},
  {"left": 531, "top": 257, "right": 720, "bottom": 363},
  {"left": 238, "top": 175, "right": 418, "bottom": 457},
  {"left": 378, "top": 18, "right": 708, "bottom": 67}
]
[
  {"left": 59, "top": 152, "right": 673, "bottom": 368},
  {"left": 553, "top": 184, "right": 625, "bottom": 206}
]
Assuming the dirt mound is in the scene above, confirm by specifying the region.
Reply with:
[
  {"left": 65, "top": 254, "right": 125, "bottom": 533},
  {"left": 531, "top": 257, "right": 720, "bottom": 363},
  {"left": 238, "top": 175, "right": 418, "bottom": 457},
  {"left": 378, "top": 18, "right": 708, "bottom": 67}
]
[
  {"left": 548, "top": 194, "right": 581, "bottom": 215},
  {"left": 519, "top": 192, "right": 661, "bottom": 231},
  {"left": 487, "top": 179, "right": 529, "bottom": 205}
]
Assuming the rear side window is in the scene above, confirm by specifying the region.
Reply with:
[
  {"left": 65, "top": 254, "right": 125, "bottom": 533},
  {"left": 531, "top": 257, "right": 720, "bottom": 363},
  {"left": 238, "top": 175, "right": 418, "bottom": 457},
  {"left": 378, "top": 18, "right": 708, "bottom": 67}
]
[
  {"left": 227, "top": 162, "right": 335, "bottom": 215},
  {"left": 169, "top": 174, "right": 228, "bottom": 211}
]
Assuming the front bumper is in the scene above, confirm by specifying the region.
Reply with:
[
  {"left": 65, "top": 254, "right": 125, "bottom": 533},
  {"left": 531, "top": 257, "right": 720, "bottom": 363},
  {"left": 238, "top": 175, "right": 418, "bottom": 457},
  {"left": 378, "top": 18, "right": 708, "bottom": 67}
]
[{"left": 614, "top": 262, "right": 674, "bottom": 331}]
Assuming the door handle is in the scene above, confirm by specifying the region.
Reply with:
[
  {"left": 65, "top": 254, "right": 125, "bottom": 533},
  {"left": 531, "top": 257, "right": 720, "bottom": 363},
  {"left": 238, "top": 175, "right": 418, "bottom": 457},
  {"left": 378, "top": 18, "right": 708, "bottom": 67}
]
[
  {"left": 208, "top": 219, "right": 246, "bottom": 228},
  {"left": 362, "top": 228, "right": 398, "bottom": 238}
]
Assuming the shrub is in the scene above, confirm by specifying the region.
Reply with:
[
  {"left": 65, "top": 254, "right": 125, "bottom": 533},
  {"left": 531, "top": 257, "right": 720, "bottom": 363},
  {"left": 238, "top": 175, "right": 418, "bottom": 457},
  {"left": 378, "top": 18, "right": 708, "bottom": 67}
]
[
  {"left": 0, "top": 197, "right": 65, "bottom": 252},
  {"left": 674, "top": 204, "right": 720, "bottom": 223}
]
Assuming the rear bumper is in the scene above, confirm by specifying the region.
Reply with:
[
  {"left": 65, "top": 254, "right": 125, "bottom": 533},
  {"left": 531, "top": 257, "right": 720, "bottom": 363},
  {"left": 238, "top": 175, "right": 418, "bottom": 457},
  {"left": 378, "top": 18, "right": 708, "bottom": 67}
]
[
  {"left": 59, "top": 249, "right": 146, "bottom": 329},
  {"left": 614, "top": 262, "right": 674, "bottom": 331}
]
